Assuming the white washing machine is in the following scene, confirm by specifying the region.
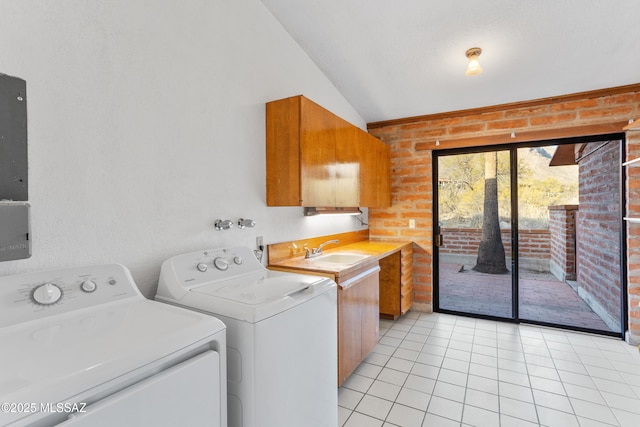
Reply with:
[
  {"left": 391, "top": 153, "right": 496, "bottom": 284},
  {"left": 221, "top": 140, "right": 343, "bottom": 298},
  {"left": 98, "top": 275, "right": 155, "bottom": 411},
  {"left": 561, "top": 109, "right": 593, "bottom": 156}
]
[
  {"left": 0, "top": 264, "right": 227, "bottom": 427},
  {"left": 155, "top": 246, "right": 337, "bottom": 427}
]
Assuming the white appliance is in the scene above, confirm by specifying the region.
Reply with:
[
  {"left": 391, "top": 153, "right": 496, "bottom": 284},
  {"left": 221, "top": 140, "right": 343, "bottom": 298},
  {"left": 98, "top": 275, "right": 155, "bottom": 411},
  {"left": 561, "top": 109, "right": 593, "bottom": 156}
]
[
  {"left": 0, "top": 264, "right": 227, "bottom": 427},
  {"left": 156, "top": 246, "right": 337, "bottom": 427}
]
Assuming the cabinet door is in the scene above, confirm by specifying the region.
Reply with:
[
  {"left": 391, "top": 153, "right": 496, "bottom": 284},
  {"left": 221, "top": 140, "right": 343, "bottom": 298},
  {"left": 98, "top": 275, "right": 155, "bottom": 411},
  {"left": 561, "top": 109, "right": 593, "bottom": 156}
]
[
  {"left": 266, "top": 97, "right": 302, "bottom": 206},
  {"left": 300, "top": 97, "right": 337, "bottom": 207},
  {"left": 355, "top": 130, "right": 375, "bottom": 207},
  {"left": 358, "top": 269, "right": 380, "bottom": 358},
  {"left": 338, "top": 284, "right": 363, "bottom": 386},
  {"left": 335, "top": 124, "right": 361, "bottom": 206},
  {"left": 358, "top": 132, "right": 391, "bottom": 208},
  {"left": 337, "top": 265, "right": 380, "bottom": 386}
]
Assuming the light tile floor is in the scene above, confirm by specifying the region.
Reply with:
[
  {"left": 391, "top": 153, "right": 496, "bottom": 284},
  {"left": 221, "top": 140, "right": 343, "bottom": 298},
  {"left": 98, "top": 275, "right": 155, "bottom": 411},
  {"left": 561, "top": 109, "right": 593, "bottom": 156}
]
[{"left": 338, "top": 311, "right": 640, "bottom": 427}]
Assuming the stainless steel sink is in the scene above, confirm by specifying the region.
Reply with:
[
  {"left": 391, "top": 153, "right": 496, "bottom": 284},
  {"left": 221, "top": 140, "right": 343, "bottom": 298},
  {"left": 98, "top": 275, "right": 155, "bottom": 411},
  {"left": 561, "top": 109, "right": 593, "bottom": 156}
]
[{"left": 312, "top": 253, "right": 369, "bottom": 264}]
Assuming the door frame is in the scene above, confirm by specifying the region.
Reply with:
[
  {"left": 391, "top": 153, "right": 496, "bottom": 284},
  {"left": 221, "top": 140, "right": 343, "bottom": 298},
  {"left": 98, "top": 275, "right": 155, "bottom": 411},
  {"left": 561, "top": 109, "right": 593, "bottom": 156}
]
[{"left": 432, "top": 134, "right": 626, "bottom": 339}]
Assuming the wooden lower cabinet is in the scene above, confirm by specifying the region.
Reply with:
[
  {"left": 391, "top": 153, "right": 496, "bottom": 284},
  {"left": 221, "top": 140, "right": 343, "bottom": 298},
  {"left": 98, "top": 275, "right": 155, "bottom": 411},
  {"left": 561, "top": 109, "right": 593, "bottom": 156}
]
[
  {"left": 337, "top": 264, "right": 380, "bottom": 386},
  {"left": 379, "top": 245, "right": 413, "bottom": 319}
]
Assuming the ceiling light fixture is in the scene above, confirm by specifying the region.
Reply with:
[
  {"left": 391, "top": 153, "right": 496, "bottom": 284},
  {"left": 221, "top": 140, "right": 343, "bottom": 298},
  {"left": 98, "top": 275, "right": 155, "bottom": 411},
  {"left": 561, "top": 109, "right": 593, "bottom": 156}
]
[{"left": 465, "top": 47, "right": 483, "bottom": 76}]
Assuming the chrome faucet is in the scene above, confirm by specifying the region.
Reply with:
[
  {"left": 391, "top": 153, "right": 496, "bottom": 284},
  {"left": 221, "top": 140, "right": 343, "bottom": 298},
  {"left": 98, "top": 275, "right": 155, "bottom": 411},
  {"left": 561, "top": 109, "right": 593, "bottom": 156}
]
[{"left": 305, "top": 239, "right": 339, "bottom": 258}]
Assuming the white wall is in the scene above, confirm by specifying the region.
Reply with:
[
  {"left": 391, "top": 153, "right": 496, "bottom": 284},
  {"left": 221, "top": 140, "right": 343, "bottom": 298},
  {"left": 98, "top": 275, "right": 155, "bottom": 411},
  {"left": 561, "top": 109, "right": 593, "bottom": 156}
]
[{"left": 0, "top": 0, "right": 368, "bottom": 297}]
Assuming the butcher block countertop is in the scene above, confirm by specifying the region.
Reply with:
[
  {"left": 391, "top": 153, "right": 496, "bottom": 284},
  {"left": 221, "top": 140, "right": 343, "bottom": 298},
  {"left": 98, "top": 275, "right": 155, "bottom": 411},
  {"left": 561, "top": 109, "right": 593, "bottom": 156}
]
[{"left": 267, "top": 231, "right": 411, "bottom": 279}]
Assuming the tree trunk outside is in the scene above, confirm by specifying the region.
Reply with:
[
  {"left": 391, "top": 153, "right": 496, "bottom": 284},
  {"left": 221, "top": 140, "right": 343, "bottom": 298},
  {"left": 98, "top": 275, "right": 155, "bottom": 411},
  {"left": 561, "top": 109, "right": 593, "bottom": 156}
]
[{"left": 473, "top": 151, "right": 509, "bottom": 274}]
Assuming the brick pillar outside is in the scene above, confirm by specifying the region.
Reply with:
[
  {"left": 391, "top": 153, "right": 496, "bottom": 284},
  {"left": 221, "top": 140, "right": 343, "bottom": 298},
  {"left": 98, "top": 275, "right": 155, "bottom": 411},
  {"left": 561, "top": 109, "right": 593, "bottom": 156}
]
[{"left": 548, "top": 205, "right": 578, "bottom": 282}]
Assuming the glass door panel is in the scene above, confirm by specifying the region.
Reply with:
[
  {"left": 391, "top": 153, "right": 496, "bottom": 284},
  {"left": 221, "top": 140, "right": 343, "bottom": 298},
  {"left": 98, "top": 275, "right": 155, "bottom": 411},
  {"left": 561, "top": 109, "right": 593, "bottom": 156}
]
[
  {"left": 517, "top": 143, "right": 622, "bottom": 333},
  {"left": 437, "top": 150, "right": 513, "bottom": 318}
]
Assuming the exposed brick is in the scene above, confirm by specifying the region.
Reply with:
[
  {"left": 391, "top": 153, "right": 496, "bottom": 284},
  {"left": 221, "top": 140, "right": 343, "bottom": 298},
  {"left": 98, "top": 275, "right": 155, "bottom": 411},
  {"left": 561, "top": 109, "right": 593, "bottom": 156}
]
[
  {"left": 393, "top": 166, "right": 415, "bottom": 177},
  {"left": 415, "top": 166, "right": 430, "bottom": 176},
  {"left": 400, "top": 229, "right": 428, "bottom": 238},
  {"left": 550, "top": 98, "right": 600, "bottom": 111},
  {"left": 413, "top": 129, "right": 446, "bottom": 139},
  {"left": 427, "top": 117, "right": 465, "bottom": 128},
  {"left": 449, "top": 123, "right": 486, "bottom": 135},
  {"left": 579, "top": 106, "right": 634, "bottom": 119},
  {"left": 371, "top": 229, "right": 399, "bottom": 238},
  {"left": 392, "top": 150, "right": 415, "bottom": 159},
  {"left": 369, "top": 211, "right": 399, "bottom": 219},
  {"left": 463, "top": 111, "right": 505, "bottom": 122},
  {"left": 602, "top": 93, "right": 640, "bottom": 105},
  {"left": 486, "top": 119, "right": 529, "bottom": 130},
  {"left": 383, "top": 219, "right": 409, "bottom": 228},
  {"left": 400, "top": 176, "right": 425, "bottom": 184},
  {"left": 413, "top": 284, "right": 431, "bottom": 293},
  {"left": 505, "top": 105, "right": 550, "bottom": 118},
  {"left": 399, "top": 122, "right": 429, "bottom": 131},
  {"left": 530, "top": 113, "right": 577, "bottom": 126},
  {"left": 397, "top": 193, "right": 430, "bottom": 203}
]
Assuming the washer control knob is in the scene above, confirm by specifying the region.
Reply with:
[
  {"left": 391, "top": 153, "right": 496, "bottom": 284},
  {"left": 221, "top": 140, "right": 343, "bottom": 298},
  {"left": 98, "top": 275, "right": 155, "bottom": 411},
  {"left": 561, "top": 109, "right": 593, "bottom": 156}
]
[
  {"left": 213, "top": 257, "right": 229, "bottom": 271},
  {"left": 233, "top": 256, "right": 243, "bottom": 265},
  {"left": 80, "top": 280, "right": 97, "bottom": 293},
  {"left": 32, "top": 283, "right": 63, "bottom": 305},
  {"left": 196, "top": 263, "right": 208, "bottom": 272}
]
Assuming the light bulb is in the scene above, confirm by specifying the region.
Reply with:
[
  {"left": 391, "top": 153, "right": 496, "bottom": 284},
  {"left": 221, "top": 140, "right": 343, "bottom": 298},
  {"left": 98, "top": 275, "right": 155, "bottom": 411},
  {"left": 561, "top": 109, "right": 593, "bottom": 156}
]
[{"left": 465, "top": 47, "right": 483, "bottom": 76}]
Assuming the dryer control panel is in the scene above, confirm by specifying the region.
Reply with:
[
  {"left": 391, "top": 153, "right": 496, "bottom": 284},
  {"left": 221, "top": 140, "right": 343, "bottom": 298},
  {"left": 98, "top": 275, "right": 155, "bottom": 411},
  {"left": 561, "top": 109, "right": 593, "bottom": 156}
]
[{"left": 0, "top": 264, "right": 140, "bottom": 327}]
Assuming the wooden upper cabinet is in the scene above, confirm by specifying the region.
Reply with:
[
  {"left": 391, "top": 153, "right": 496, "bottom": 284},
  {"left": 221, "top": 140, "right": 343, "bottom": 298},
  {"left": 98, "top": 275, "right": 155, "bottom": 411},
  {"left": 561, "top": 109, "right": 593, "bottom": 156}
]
[
  {"left": 266, "top": 95, "right": 390, "bottom": 208},
  {"left": 359, "top": 131, "right": 391, "bottom": 208},
  {"left": 300, "top": 98, "right": 338, "bottom": 207}
]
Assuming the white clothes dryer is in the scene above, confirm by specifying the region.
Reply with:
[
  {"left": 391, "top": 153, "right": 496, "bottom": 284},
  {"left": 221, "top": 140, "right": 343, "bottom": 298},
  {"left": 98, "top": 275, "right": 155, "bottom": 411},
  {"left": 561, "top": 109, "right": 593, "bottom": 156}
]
[
  {"left": 0, "top": 264, "right": 226, "bottom": 427},
  {"left": 156, "top": 246, "right": 337, "bottom": 427}
]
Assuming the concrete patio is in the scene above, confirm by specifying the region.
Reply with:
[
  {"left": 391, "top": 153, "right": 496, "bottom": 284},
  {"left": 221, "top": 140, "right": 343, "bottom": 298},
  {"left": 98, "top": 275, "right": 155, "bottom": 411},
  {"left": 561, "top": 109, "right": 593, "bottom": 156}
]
[{"left": 438, "top": 262, "right": 616, "bottom": 333}]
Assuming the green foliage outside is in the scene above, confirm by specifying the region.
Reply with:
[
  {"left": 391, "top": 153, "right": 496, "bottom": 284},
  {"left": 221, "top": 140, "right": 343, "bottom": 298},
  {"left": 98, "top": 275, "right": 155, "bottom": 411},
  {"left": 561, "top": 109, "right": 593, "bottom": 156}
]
[{"left": 438, "top": 147, "right": 578, "bottom": 229}]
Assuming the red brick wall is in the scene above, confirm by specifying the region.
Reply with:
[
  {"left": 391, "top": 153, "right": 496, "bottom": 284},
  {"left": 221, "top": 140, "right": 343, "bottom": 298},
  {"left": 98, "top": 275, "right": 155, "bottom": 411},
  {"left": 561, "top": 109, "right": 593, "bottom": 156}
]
[
  {"left": 549, "top": 205, "right": 578, "bottom": 281},
  {"left": 368, "top": 88, "right": 640, "bottom": 341},
  {"left": 576, "top": 141, "right": 622, "bottom": 325},
  {"left": 626, "top": 131, "right": 640, "bottom": 340},
  {"left": 440, "top": 228, "right": 550, "bottom": 260}
]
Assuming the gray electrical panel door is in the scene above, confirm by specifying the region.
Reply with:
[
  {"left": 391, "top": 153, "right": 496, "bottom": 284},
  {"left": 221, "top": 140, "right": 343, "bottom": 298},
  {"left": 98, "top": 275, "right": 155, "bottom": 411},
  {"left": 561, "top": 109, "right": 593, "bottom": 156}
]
[
  {"left": 0, "top": 73, "right": 28, "bottom": 201},
  {"left": 0, "top": 202, "right": 30, "bottom": 261}
]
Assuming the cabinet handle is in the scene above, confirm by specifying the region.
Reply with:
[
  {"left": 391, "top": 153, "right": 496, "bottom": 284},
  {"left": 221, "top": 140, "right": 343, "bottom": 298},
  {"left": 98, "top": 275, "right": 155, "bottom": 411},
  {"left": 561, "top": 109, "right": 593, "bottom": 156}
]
[{"left": 339, "top": 266, "right": 381, "bottom": 290}]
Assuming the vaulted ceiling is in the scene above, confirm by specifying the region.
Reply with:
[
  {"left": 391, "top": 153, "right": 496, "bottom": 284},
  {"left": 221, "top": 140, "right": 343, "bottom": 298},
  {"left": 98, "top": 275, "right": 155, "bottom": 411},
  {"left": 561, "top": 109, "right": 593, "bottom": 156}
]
[{"left": 261, "top": 0, "right": 640, "bottom": 123}]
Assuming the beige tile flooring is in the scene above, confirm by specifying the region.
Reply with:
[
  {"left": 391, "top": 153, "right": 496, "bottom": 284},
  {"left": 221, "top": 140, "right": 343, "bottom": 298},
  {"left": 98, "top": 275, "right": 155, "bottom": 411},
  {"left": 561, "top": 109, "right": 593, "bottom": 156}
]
[{"left": 338, "top": 311, "right": 640, "bottom": 427}]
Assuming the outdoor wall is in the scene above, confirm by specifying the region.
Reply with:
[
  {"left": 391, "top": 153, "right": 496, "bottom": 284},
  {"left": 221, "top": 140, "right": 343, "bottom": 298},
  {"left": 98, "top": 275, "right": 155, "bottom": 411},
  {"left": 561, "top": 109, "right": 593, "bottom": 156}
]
[
  {"left": 439, "top": 228, "right": 550, "bottom": 271},
  {"left": 367, "top": 87, "right": 640, "bottom": 344},
  {"left": 575, "top": 141, "right": 621, "bottom": 332},
  {"left": 549, "top": 205, "right": 578, "bottom": 281},
  {"left": 626, "top": 130, "right": 640, "bottom": 344}
]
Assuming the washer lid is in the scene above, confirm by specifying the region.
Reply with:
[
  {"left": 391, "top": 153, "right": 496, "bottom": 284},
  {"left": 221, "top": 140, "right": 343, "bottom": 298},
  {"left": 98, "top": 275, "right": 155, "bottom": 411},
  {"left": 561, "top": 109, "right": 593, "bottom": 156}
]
[
  {"left": 195, "top": 272, "right": 317, "bottom": 303},
  {"left": 188, "top": 271, "right": 335, "bottom": 322}
]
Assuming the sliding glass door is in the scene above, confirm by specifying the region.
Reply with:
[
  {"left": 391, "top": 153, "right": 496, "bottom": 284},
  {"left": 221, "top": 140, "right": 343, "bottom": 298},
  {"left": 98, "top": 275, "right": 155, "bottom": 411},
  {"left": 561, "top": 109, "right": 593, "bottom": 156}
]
[{"left": 434, "top": 137, "right": 624, "bottom": 337}]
